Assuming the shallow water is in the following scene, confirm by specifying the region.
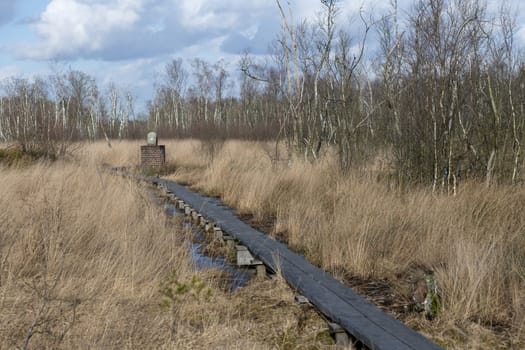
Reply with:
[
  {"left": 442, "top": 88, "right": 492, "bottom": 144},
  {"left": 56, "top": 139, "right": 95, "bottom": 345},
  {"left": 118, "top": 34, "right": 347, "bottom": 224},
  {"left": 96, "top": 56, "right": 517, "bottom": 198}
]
[{"left": 162, "top": 200, "right": 252, "bottom": 291}]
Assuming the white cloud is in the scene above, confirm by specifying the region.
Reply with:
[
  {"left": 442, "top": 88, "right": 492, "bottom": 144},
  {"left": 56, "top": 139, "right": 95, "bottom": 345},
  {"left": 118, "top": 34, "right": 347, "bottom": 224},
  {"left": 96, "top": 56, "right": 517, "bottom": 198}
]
[
  {"left": 18, "top": 0, "right": 144, "bottom": 59},
  {"left": 19, "top": 0, "right": 376, "bottom": 61},
  {"left": 17, "top": 0, "right": 277, "bottom": 60}
]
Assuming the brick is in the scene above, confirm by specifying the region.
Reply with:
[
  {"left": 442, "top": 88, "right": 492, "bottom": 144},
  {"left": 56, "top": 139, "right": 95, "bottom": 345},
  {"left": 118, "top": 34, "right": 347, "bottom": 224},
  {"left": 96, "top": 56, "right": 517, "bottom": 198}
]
[{"left": 140, "top": 145, "right": 165, "bottom": 167}]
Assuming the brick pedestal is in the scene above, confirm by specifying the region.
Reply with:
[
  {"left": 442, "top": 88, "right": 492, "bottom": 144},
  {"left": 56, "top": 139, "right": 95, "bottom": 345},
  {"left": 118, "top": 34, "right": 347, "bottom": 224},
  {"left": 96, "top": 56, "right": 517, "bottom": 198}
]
[{"left": 140, "top": 145, "right": 165, "bottom": 167}]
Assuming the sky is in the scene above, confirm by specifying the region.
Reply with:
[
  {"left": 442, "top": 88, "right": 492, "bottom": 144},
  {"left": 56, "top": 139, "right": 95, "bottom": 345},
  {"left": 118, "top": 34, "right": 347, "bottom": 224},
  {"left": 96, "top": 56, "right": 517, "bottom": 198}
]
[{"left": 0, "top": 0, "right": 524, "bottom": 113}]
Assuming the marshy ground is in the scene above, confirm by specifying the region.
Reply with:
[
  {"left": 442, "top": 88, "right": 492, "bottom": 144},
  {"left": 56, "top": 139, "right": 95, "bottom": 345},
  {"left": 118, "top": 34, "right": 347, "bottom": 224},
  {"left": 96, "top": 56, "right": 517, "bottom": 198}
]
[{"left": 1, "top": 139, "right": 524, "bottom": 349}]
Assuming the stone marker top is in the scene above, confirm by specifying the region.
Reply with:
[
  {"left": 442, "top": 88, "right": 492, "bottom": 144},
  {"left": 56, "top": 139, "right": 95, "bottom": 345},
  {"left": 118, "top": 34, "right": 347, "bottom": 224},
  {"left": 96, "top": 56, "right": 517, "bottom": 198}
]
[{"left": 147, "top": 131, "right": 158, "bottom": 146}]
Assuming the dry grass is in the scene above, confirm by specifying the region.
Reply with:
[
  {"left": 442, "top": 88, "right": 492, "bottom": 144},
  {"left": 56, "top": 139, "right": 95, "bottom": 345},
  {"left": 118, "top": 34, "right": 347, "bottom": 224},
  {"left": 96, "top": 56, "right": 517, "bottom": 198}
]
[
  {"left": 0, "top": 161, "right": 184, "bottom": 348},
  {"left": 0, "top": 146, "right": 335, "bottom": 349},
  {"left": 77, "top": 139, "right": 205, "bottom": 170},
  {"left": 40, "top": 139, "right": 524, "bottom": 348},
  {"left": 166, "top": 274, "right": 334, "bottom": 350},
  {"left": 154, "top": 139, "right": 525, "bottom": 349}
]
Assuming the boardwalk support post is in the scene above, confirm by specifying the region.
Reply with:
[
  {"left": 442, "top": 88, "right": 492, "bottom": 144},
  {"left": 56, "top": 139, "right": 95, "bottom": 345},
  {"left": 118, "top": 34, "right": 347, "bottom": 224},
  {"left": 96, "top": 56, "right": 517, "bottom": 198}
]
[
  {"left": 328, "top": 322, "right": 350, "bottom": 347},
  {"left": 236, "top": 245, "right": 265, "bottom": 278},
  {"left": 255, "top": 264, "right": 266, "bottom": 279},
  {"left": 222, "top": 235, "right": 235, "bottom": 249},
  {"left": 198, "top": 214, "right": 205, "bottom": 227},
  {"left": 213, "top": 227, "right": 223, "bottom": 239},
  {"left": 191, "top": 210, "right": 199, "bottom": 222},
  {"left": 236, "top": 245, "right": 260, "bottom": 265},
  {"left": 294, "top": 295, "right": 310, "bottom": 305}
]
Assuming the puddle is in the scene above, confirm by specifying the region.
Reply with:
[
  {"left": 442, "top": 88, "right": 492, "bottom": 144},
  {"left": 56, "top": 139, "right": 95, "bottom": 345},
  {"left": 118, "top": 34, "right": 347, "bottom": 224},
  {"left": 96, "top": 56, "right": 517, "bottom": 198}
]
[{"left": 153, "top": 190, "right": 252, "bottom": 291}]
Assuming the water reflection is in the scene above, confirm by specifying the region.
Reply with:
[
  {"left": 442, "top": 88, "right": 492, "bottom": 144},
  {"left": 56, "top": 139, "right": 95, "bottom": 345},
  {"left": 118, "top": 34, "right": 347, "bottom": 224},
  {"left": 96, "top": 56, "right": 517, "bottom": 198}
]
[{"left": 163, "top": 201, "right": 252, "bottom": 291}]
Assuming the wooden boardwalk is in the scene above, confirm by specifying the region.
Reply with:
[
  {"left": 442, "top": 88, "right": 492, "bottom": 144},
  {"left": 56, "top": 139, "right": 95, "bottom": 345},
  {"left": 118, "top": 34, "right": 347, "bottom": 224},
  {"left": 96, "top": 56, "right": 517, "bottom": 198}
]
[{"left": 147, "top": 175, "right": 442, "bottom": 350}]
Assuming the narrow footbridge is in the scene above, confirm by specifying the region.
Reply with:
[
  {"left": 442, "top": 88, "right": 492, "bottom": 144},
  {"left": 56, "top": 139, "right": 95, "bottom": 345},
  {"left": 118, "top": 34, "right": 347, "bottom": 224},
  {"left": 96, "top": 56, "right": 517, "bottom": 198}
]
[{"left": 142, "top": 174, "right": 442, "bottom": 350}]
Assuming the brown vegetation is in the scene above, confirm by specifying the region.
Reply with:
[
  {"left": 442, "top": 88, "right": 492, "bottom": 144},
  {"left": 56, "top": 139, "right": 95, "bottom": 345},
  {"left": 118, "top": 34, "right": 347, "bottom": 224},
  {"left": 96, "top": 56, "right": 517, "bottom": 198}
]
[
  {"left": 4, "top": 138, "right": 522, "bottom": 348},
  {"left": 148, "top": 138, "right": 523, "bottom": 349},
  {"left": 0, "top": 148, "right": 333, "bottom": 349},
  {"left": 1, "top": 0, "right": 525, "bottom": 347}
]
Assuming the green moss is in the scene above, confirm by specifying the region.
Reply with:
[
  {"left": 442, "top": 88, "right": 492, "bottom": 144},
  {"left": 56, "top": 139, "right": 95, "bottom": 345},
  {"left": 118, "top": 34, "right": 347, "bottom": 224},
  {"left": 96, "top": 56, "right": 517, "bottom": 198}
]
[
  {"left": 0, "top": 147, "right": 34, "bottom": 166},
  {"left": 424, "top": 272, "right": 441, "bottom": 318},
  {"left": 159, "top": 269, "right": 212, "bottom": 308},
  {"left": 433, "top": 338, "right": 449, "bottom": 348},
  {"left": 314, "top": 329, "right": 335, "bottom": 345}
]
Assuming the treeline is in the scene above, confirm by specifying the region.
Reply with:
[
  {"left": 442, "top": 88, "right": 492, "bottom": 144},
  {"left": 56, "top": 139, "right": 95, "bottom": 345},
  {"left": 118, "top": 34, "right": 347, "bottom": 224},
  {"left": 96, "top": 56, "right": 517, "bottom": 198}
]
[
  {"left": 0, "top": 69, "right": 145, "bottom": 157},
  {"left": 1, "top": 0, "right": 525, "bottom": 187},
  {"left": 147, "top": 58, "right": 282, "bottom": 141},
  {"left": 149, "top": 0, "right": 525, "bottom": 187}
]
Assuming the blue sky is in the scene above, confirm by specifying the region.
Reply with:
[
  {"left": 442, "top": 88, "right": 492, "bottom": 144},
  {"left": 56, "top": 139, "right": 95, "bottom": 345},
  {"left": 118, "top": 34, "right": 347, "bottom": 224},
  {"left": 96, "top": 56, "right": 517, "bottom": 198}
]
[{"left": 0, "top": 0, "right": 524, "bottom": 113}]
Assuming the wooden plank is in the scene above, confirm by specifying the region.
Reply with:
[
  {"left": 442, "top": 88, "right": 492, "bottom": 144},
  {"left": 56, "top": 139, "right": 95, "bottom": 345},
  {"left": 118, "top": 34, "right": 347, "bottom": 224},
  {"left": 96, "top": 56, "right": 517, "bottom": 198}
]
[{"left": 150, "top": 177, "right": 442, "bottom": 350}]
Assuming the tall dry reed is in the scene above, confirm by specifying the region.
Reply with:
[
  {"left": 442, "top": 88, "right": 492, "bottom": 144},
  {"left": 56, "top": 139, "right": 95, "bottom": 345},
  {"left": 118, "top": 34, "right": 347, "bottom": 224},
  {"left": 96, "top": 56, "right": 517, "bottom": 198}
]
[
  {"left": 0, "top": 148, "right": 333, "bottom": 349},
  {"left": 165, "top": 139, "right": 525, "bottom": 348},
  {"left": 0, "top": 161, "right": 192, "bottom": 348}
]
